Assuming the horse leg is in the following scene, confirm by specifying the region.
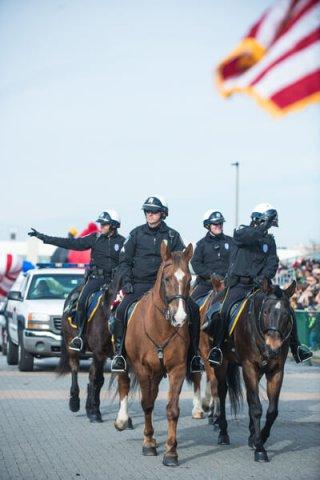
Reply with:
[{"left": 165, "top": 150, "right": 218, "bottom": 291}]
[
  {"left": 206, "top": 363, "right": 220, "bottom": 428},
  {"left": 261, "top": 369, "right": 284, "bottom": 445},
  {"left": 114, "top": 372, "right": 133, "bottom": 431},
  {"left": 140, "top": 373, "right": 160, "bottom": 456},
  {"left": 163, "top": 366, "right": 185, "bottom": 467},
  {"left": 243, "top": 363, "right": 268, "bottom": 462},
  {"left": 69, "top": 353, "right": 80, "bottom": 412},
  {"left": 86, "top": 355, "right": 105, "bottom": 423},
  {"left": 192, "top": 372, "right": 204, "bottom": 419},
  {"left": 216, "top": 362, "right": 230, "bottom": 445}
]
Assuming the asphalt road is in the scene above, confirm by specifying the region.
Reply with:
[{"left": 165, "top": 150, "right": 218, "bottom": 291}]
[{"left": 0, "top": 355, "right": 319, "bottom": 480}]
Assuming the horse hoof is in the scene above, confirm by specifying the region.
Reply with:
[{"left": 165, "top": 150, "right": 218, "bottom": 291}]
[
  {"left": 218, "top": 434, "right": 230, "bottom": 445},
  {"left": 87, "top": 410, "right": 102, "bottom": 423},
  {"left": 142, "top": 446, "right": 157, "bottom": 456},
  {"left": 162, "top": 454, "right": 178, "bottom": 467},
  {"left": 69, "top": 397, "right": 80, "bottom": 412},
  {"left": 248, "top": 437, "right": 255, "bottom": 449},
  {"left": 114, "top": 419, "right": 128, "bottom": 431},
  {"left": 127, "top": 417, "right": 134, "bottom": 429},
  {"left": 192, "top": 410, "right": 204, "bottom": 420},
  {"left": 254, "top": 450, "right": 269, "bottom": 462}
]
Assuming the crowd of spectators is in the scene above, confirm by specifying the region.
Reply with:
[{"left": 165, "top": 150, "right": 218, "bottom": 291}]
[{"left": 278, "top": 258, "right": 320, "bottom": 350}]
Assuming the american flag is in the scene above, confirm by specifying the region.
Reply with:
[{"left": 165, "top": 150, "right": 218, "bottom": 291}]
[{"left": 216, "top": 0, "right": 320, "bottom": 116}]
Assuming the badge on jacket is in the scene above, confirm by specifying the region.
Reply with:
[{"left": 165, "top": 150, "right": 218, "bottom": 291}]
[
  {"left": 224, "top": 243, "right": 229, "bottom": 250},
  {"left": 114, "top": 244, "right": 119, "bottom": 251},
  {"left": 263, "top": 244, "right": 268, "bottom": 253}
]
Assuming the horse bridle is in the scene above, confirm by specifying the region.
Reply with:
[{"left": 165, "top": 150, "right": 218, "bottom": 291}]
[{"left": 257, "top": 296, "right": 293, "bottom": 344}]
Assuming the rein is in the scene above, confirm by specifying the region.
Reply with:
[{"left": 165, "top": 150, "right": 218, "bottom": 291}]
[
  {"left": 143, "top": 262, "right": 189, "bottom": 376},
  {"left": 249, "top": 293, "right": 293, "bottom": 361}
]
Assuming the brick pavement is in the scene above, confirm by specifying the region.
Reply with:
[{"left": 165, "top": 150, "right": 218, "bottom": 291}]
[{"left": 0, "top": 356, "right": 319, "bottom": 480}]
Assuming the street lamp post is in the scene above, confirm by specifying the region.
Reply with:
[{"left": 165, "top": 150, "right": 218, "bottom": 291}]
[{"left": 231, "top": 162, "right": 239, "bottom": 228}]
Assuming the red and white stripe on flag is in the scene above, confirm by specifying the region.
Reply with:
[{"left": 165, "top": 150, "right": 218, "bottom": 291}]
[
  {"left": 216, "top": 0, "right": 320, "bottom": 116},
  {"left": 0, "top": 254, "right": 23, "bottom": 298}
]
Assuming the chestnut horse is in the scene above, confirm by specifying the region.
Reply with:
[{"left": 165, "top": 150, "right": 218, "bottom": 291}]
[
  {"left": 57, "top": 284, "right": 115, "bottom": 422},
  {"left": 213, "top": 278, "right": 295, "bottom": 462},
  {"left": 114, "top": 241, "right": 193, "bottom": 467}
]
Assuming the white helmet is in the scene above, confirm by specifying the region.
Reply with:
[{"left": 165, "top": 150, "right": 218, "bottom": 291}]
[
  {"left": 142, "top": 195, "right": 168, "bottom": 218},
  {"left": 202, "top": 210, "right": 225, "bottom": 229},
  {"left": 251, "top": 203, "right": 278, "bottom": 227},
  {"left": 96, "top": 209, "right": 121, "bottom": 228}
]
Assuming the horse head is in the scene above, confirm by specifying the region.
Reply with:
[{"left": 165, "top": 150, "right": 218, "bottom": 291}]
[
  {"left": 259, "top": 280, "right": 296, "bottom": 358},
  {"left": 159, "top": 240, "right": 193, "bottom": 328}
]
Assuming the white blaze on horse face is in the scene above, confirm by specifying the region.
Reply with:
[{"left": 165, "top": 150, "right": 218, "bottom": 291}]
[
  {"left": 117, "top": 395, "right": 129, "bottom": 423},
  {"left": 173, "top": 268, "right": 187, "bottom": 325}
]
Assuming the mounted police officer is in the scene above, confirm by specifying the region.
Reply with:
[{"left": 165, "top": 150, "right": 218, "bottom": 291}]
[
  {"left": 191, "top": 210, "right": 233, "bottom": 301},
  {"left": 207, "top": 203, "right": 313, "bottom": 366},
  {"left": 111, "top": 195, "right": 202, "bottom": 374},
  {"left": 28, "top": 210, "right": 124, "bottom": 352}
]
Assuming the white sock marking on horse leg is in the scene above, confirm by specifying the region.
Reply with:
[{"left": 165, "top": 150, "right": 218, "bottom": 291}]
[
  {"left": 117, "top": 395, "right": 129, "bottom": 423},
  {"left": 192, "top": 387, "right": 204, "bottom": 417},
  {"left": 174, "top": 268, "right": 187, "bottom": 325}
]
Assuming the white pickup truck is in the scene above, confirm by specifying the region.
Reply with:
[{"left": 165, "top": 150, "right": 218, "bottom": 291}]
[{"left": 6, "top": 265, "right": 84, "bottom": 371}]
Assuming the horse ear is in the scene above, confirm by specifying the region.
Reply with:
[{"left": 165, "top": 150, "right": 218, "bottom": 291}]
[
  {"left": 262, "top": 278, "right": 272, "bottom": 294},
  {"left": 211, "top": 274, "right": 224, "bottom": 292},
  {"left": 183, "top": 243, "right": 193, "bottom": 262},
  {"left": 160, "top": 240, "right": 171, "bottom": 262},
  {"left": 284, "top": 280, "right": 296, "bottom": 298}
]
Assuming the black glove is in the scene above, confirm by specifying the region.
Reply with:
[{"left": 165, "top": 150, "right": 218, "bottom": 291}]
[
  {"left": 28, "top": 228, "right": 44, "bottom": 240},
  {"left": 123, "top": 283, "right": 134, "bottom": 294}
]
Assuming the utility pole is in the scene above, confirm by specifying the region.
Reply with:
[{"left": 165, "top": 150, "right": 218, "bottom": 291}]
[{"left": 231, "top": 162, "right": 239, "bottom": 228}]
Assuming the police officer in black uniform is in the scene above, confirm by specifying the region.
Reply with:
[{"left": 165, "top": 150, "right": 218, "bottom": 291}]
[
  {"left": 191, "top": 210, "right": 233, "bottom": 302},
  {"left": 28, "top": 210, "right": 125, "bottom": 352},
  {"left": 111, "top": 195, "right": 202, "bottom": 373},
  {"left": 208, "top": 203, "right": 313, "bottom": 366}
]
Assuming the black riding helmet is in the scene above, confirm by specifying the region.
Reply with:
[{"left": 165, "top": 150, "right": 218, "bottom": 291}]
[
  {"left": 251, "top": 203, "right": 278, "bottom": 227},
  {"left": 203, "top": 210, "right": 225, "bottom": 229},
  {"left": 142, "top": 195, "right": 169, "bottom": 218},
  {"left": 96, "top": 210, "right": 121, "bottom": 229}
]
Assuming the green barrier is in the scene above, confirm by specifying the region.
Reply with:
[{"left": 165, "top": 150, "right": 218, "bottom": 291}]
[{"left": 295, "top": 310, "right": 310, "bottom": 346}]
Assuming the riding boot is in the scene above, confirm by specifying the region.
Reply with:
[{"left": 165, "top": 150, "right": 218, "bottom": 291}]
[
  {"left": 289, "top": 311, "right": 313, "bottom": 363},
  {"left": 208, "top": 314, "right": 225, "bottom": 366},
  {"left": 187, "top": 300, "right": 203, "bottom": 374},
  {"left": 69, "top": 311, "right": 86, "bottom": 352},
  {"left": 110, "top": 315, "right": 127, "bottom": 372}
]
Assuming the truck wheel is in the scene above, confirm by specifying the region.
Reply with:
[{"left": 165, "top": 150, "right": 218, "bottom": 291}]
[
  {"left": 7, "top": 335, "right": 18, "bottom": 365},
  {"left": 1, "top": 327, "right": 8, "bottom": 356},
  {"left": 18, "top": 331, "right": 34, "bottom": 372}
]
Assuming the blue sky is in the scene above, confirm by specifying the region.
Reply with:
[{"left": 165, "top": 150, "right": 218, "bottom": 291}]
[{"left": 1, "top": 0, "right": 319, "bottom": 247}]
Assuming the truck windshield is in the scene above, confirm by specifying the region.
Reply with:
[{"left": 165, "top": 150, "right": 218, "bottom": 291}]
[{"left": 27, "top": 274, "right": 83, "bottom": 300}]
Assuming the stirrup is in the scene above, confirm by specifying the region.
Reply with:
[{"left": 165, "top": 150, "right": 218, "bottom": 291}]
[
  {"left": 69, "top": 336, "right": 84, "bottom": 352},
  {"left": 208, "top": 347, "right": 223, "bottom": 366},
  {"left": 296, "top": 345, "right": 313, "bottom": 363},
  {"left": 111, "top": 355, "right": 127, "bottom": 373},
  {"left": 190, "top": 355, "right": 204, "bottom": 374}
]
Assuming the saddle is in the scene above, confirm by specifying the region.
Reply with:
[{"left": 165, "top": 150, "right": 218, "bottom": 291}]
[
  {"left": 195, "top": 293, "right": 211, "bottom": 309},
  {"left": 65, "top": 286, "right": 107, "bottom": 329}
]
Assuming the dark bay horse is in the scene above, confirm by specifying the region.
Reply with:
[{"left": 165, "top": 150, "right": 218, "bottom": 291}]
[
  {"left": 114, "top": 241, "right": 193, "bottom": 467},
  {"left": 57, "top": 284, "right": 114, "bottom": 422},
  {"left": 214, "top": 278, "right": 296, "bottom": 462}
]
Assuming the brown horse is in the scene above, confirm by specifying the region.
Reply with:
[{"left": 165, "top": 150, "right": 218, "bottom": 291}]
[
  {"left": 213, "top": 278, "right": 296, "bottom": 462},
  {"left": 114, "top": 241, "right": 193, "bottom": 467},
  {"left": 57, "top": 283, "right": 115, "bottom": 422}
]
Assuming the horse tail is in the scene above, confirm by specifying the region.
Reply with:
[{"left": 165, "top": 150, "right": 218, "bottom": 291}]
[
  {"left": 56, "top": 333, "right": 70, "bottom": 376},
  {"left": 226, "top": 362, "right": 243, "bottom": 416},
  {"left": 108, "top": 370, "right": 140, "bottom": 402},
  {"left": 185, "top": 348, "right": 194, "bottom": 385}
]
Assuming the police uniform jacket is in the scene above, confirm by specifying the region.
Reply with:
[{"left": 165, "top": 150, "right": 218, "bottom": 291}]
[
  {"left": 41, "top": 232, "right": 125, "bottom": 275},
  {"left": 120, "top": 221, "right": 185, "bottom": 286},
  {"left": 191, "top": 232, "right": 233, "bottom": 283},
  {"left": 227, "top": 224, "right": 279, "bottom": 286}
]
